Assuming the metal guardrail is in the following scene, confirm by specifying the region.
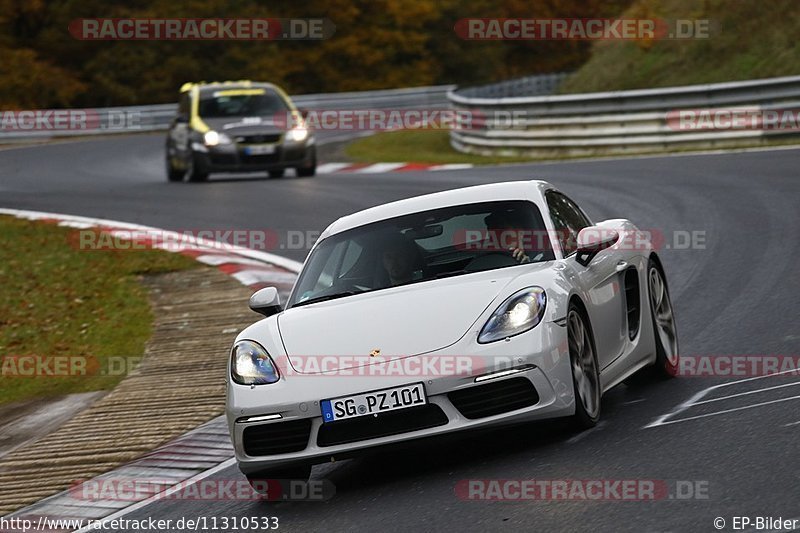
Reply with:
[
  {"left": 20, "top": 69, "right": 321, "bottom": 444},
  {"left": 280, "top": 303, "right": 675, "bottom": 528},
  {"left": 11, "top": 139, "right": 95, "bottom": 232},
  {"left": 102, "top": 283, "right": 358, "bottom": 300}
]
[
  {"left": 455, "top": 73, "right": 569, "bottom": 99},
  {"left": 293, "top": 84, "right": 454, "bottom": 110},
  {"left": 0, "top": 85, "right": 455, "bottom": 142},
  {"left": 448, "top": 75, "right": 800, "bottom": 157}
]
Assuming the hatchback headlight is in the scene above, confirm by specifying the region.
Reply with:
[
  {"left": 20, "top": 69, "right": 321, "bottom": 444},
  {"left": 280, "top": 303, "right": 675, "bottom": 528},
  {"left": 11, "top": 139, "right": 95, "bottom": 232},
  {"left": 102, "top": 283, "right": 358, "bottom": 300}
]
[
  {"left": 204, "top": 130, "right": 232, "bottom": 147},
  {"left": 478, "top": 287, "right": 547, "bottom": 343},
  {"left": 288, "top": 127, "right": 309, "bottom": 142},
  {"left": 231, "top": 340, "right": 280, "bottom": 385}
]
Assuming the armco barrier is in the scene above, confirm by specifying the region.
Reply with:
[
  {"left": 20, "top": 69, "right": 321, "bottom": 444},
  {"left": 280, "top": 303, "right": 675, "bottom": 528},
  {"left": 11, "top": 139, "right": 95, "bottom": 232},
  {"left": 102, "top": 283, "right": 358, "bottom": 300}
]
[{"left": 448, "top": 75, "right": 800, "bottom": 157}]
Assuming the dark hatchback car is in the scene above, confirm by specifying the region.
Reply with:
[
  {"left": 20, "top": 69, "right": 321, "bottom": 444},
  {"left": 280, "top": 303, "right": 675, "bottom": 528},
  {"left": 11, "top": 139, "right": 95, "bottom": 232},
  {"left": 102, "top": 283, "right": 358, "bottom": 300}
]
[{"left": 166, "top": 81, "right": 316, "bottom": 182}]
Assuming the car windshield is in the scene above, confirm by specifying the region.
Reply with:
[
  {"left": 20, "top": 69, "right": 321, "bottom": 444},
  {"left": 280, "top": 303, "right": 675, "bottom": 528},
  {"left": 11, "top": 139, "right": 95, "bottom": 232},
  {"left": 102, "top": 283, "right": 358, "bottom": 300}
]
[
  {"left": 287, "top": 200, "right": 555, "bottom": 308},
  {"left": 198, "top": 89, "right": 289, "bottom": 118}
]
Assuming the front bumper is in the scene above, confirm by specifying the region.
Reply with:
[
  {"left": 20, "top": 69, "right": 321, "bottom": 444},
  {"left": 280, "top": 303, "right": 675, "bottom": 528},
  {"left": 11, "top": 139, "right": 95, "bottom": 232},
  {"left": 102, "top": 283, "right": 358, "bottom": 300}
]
[
  {"left": 192, "top": 137, "right": 314, "bottom": 173},
  {"left": 227, "top": 320, "right": 574, "bottom": 475}
]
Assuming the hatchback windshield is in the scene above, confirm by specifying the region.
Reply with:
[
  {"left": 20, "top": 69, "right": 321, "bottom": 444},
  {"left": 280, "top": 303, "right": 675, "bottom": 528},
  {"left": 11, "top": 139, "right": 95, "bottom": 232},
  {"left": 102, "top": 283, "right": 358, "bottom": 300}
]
[
  {"left": 198, "top": 89, "right": 289, "bottom": 118},
  {"left": 288, "top": 200, "right": 554, "bottom": 308}
]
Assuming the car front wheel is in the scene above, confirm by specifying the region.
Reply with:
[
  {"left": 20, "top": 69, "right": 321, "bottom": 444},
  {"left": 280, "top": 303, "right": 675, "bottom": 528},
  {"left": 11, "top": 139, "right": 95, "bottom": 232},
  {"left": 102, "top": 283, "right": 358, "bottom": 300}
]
[
  {"left": 568, "top": 304, "right": 601, "bottom": 429},
  {"left": 166, "top": 156, "right": 184, "bottom": 182},
  {"left": 186, "top": 154, "right": 208, "bottom": 182},
  {"left": 648, "top": 260, "right": 679, "bottom": 378}
]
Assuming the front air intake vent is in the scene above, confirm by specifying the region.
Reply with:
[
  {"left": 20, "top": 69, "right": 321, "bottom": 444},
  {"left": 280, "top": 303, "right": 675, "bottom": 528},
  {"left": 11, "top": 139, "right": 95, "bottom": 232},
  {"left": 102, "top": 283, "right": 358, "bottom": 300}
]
[
  {"left": 448, "top": 377, "right": 539, "bottom": 419},
  {"left": 243, "top": 418, "right": 311, "bottom": 456}
]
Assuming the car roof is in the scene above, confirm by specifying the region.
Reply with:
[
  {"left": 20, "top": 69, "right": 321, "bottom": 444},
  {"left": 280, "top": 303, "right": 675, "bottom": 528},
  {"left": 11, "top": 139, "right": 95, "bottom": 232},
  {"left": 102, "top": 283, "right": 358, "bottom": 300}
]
[
  {"left": 320, "top": 180, "right": 555, "bottom": 239},
  {"left": 180, "top": 81, "right": 280, "bottom": 93}
]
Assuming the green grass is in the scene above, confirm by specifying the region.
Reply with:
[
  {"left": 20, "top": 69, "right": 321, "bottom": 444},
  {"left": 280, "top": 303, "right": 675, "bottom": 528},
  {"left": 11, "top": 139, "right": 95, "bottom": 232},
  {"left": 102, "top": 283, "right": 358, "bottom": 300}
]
[
  {"left": 344, "top": 128, "right": 800, "bottom": 166},
  {"left": 558, "top": 0, "right": 800, "bottom": 93},
  {"left": 0, "top": 216, "right": 197, "bottom": 405},
  {"left": 345, "top": 130, "right": 539, "bottom": 165}
]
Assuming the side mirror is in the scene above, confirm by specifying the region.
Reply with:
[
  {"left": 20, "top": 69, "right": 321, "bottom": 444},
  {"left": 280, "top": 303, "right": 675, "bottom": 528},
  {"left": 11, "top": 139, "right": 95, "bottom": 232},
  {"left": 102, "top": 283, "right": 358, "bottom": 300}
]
[
  {"left": 575, "top": 227, "right": 619, "bottom": 266},
  {"left": 249, "top": 287, "right": 282, "bottom": 317}
]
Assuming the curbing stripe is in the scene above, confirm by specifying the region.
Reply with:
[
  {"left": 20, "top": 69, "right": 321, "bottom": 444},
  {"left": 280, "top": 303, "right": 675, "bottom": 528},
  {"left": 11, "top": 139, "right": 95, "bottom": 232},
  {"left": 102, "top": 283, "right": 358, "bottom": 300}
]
[
  {"left": 355, "top": 162, "right": 407, "bottom": 173},
  {"left": 316, "top": 161, "right": 475, "bottom": 174},
  {"left": 0, "top": 208, "right": 303, "bottom": 279}
]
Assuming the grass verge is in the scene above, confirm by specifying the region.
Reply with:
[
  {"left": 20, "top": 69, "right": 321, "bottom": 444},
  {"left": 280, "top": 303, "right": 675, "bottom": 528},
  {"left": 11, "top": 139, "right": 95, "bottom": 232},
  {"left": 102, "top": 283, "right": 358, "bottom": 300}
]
[
  {"left": 345, "top": 129, "right": 800, "bottom": 166},
  {"left": 0, "top": 216, "right": 197, "bottom": 405},
  {"left": 345, "top": 130, "right": 538, "bottom": 165}
]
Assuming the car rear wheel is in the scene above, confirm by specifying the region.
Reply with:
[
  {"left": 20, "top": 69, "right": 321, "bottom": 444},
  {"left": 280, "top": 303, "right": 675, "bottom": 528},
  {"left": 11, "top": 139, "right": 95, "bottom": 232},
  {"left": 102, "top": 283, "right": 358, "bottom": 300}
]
[
  {"left": 568, "top": 305, "right": 601, "bottom": 429},
  {"left": 648, "top": 259, "right": 679, "bottom": 378}
]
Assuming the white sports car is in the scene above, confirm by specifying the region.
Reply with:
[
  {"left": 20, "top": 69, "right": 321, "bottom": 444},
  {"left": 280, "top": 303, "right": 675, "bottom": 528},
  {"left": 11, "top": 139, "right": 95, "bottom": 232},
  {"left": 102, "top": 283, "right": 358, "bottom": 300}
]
[{"left": 226, "top": 180, "right": 679, "bottom": 484}]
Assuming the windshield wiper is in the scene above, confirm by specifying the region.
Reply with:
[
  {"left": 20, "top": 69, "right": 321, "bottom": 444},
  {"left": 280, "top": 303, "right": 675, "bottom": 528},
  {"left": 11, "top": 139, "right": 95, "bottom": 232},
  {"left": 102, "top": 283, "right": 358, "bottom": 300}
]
[{"left": 292, "top": 291, "right": 358, "bottom": 308}]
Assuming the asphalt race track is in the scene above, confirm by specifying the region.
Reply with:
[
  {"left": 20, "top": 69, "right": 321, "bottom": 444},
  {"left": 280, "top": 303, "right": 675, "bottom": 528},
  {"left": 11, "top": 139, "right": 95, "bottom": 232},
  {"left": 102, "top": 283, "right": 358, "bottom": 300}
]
[{"left": 1, "top": 135, "right": 799, "bottom": 532}]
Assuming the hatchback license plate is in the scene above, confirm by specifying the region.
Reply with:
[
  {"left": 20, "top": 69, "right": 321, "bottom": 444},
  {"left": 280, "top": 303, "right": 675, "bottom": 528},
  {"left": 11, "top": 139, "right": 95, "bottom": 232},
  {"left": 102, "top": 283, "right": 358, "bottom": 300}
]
[{"left": 244, "top": 144, "right": 276, "bottom": 155}]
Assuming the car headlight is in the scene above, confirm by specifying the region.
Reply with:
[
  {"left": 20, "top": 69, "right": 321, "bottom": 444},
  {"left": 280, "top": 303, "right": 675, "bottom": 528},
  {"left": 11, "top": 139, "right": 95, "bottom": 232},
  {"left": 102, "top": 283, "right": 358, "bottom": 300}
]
[
  {"left": 478, "top": 287, "right": 547, "bottom": 344},
  {"left": 288, "top": 127, "right": 309, "bottom": 142},
  {"left": 230, "top": 340, "right": 280, "bottom": 385},
  {"left": 203, "top": 130, "right": 232, "bottom": 147}
]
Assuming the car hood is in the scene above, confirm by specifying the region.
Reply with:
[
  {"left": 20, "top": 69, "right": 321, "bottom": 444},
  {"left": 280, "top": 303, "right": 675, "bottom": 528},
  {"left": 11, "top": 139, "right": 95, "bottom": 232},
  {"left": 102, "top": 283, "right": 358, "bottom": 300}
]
[
  {"left": 202, "top": 116, "right": 284, "bottom": 137},
  {"left": 277, "top": 265, "right": 547, "bottom": 374}
]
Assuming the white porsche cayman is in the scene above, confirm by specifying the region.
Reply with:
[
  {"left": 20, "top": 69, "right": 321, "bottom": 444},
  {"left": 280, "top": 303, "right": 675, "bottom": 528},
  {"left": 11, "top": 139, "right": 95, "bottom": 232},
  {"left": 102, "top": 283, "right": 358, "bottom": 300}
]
[{"left": 226, "top": 180, "right": 679, "bottom": 484}]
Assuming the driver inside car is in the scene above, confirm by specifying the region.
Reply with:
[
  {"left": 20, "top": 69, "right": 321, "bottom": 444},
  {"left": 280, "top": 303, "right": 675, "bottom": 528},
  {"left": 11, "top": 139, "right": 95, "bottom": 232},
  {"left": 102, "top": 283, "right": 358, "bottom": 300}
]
[
  {"left": 484, "top": 210, "right": 532, "bottom": 264},
  {"left": 380, "top": 233, "right": 424, "bottom": 287}
]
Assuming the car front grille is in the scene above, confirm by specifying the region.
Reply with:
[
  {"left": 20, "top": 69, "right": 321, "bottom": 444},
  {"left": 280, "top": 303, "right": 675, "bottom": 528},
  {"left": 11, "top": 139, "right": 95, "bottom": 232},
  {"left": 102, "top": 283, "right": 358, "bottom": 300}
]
[
  {"left": 240, "top": 153, "right": 280, "bottom": 165},
  {"left": 316, "top": 404, "right": 448, "bottom": 447},
  {"left": 243, "top": 418, "right": 312, "bottom": 456},
  {"left": 209, "top": 153, "right": 237, "bottom": 166},
  {"left": 448, "top": 377, "right": 539, "bottom": 419},
  {"left": 236, "top": 134, "right": 282, "bottom": 144}
]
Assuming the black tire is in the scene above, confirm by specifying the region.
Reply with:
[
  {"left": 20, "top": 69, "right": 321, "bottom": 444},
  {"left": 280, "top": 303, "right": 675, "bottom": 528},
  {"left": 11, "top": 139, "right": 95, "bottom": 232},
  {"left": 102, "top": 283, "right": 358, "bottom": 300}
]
[
  {"left": 183, "top": 153, "right": 208, "bottom": 182},
  {"left": 188, "top": 171, "right": 208, "bottom": 182},
  {"left": 246, "top": 464, "right": 312, "bottom": 496},
  {"left": 166, "top": 157, "right": 184, "bottom": 182},
  {"left": 268, "top": 169, "right": 286, "bottom": 178},
  {"left": 567, "top": 303, "right": 601, "bottom": 429},
  {"left": 296, "top": 147, "right": 317, "bottom": 177},
  {"left": 187, "top": 168, "right": 208, "bottom": 182},
  {"left": 647, "top": 258, "right": 679, "bottom": 379}
]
